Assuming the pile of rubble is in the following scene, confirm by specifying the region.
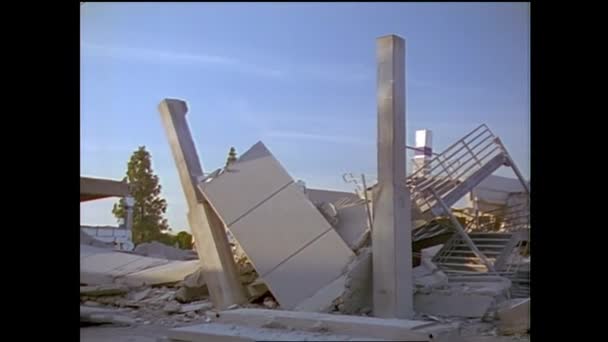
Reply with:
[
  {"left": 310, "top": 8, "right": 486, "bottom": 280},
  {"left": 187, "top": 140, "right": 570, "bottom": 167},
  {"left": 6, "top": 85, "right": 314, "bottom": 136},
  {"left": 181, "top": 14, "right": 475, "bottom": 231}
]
[
  {"left": 81, "top": 64, "right": 529, "bottom": 340},
  {"left": 80, "top": 269, "right": 280, "bottom": 329}
]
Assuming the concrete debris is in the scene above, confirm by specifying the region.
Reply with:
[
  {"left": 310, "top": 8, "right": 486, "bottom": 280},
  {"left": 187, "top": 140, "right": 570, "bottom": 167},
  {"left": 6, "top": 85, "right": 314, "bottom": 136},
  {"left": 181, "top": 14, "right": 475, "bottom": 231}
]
[
  {"left": 133, "top": 241, "right": 197, "bottom": 261},
  {"left": 263, "top": 297, "right": 279, "bottom": 309},
  {"left": 307, "top": 188, "right": 371, "bottom": 251},
  {"left": 80, "top": 284, "right": 129, "bottom": 297},
  {"left": 413, "top": 260, "right": 448, "bottom": 290},
  {"left": 420, "top": 244, "right": 443, "bottom": 264},
  {"left": 163, "top": 301, "right": 182, "bottom": 314},
  {"left": 118, "top": 260, "right": 201, "bottom": 287},
  {"left": 175, "top": 285, "right": 208, "bottom": 303},
  {"left": 246, "top": 280, "right": 269, "bottom": 302},
  {"left": 317, "top": 202, "right": 339, "bottom": 227},
  {"left": 495, "top": 298, "right": 529, "bottom": 335},
  {"left": 80, "top": 306, "right": 135, "bottom": 326},
  {"left": 129, "top": 288, "right": 153, "bottom": 302},
  {"left": 80, "top": 244, "right": 200, "bottom": 288},
  {"left": 168, "top": 322, "right": 389, "bottom": 342},
  {"left": 296, "top": 246, "right": 373, "bottom": 315},
  {"left": 180, "top": 301, "right": 214, "bottom": 313},
  {"left": 413, "top": 275, "right": 513, "bottom": 318},
  {"left": 212, "top": 308, "right": 449, "bottom": 341},
  {"left": 181, "top": 268, "right": 206, "bottom": 288},
  {"left": 82, "top": 86, "right": 529, "bottom": 342}
]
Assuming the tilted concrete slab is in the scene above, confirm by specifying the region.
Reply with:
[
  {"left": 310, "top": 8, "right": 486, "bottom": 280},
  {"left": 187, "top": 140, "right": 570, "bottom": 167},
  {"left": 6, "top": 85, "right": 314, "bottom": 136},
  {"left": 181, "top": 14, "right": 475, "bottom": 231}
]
[
  {"left": 230, "top": 183, "right": 333, "bottom": 276},
  {"left": 294, "top": 274, "right": 347, "bottom": 312},
  {"left": 168, "top": 322, "right": 387, "bottom": 342},
  {"left": 81, "top": 250, "right": 165, "bottom": 276},
  {"left": 80, "top": 244, "right": 197, "bottom": 287},
  {"left": 262, "top": 229, "right": 354, "bottom": 309},
  {"left": 199, "top": 141, "right": 293, "bottom": 226},
  {"left": 335, "top": 204, "right": 370, "bottom": 250},
  {"left": 117, "top": 260, "right": 201, "bottom": 287},
  {"left": 304, "top": 188, "right": 370, "bottom": 250},
  {"left": 80, "top": 244, "right": 115, "bottom": 258},
  {"left": 198, "top": 141, "right": 354, "bottom": 310},
  {"left": 306, "top": 188, "right": 359, "bottom": 205},
  {"left": 215, "top": 308, "right": 445, "bottom": 341}
]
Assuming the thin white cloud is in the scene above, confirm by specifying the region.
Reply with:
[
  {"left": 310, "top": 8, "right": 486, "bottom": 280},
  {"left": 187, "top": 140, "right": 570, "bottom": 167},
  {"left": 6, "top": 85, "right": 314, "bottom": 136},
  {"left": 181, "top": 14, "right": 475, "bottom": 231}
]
[
  {"left": 265, "top": 130, "right": 373, "bottom": 146},
  {"left": 82, "top": 43, "right": 285, "bottom": 78},
  {"left": 81, "top": 42, "right": 378, "bottom": 83}
]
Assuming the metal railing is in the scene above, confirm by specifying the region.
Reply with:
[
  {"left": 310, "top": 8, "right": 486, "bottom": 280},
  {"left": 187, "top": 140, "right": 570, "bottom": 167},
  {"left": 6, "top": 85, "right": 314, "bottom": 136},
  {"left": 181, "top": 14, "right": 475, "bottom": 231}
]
[{"left": 404, "top": 124, "right": 505, "bottom": 215}]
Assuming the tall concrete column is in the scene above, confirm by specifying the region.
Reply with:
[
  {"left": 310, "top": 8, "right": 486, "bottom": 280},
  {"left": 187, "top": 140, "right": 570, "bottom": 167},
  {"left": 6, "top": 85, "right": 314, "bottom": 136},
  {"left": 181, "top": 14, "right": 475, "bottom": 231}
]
[
  {"left": 372, "top": 35, "right": 414, "bottom": 318},
  {"left": 158, "top": 99, "right": 246, "bottom": 309}
]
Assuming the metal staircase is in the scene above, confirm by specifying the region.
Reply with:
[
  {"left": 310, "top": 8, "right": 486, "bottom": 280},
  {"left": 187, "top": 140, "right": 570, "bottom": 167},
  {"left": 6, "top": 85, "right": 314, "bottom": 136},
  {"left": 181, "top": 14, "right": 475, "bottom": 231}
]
[
  {"left": 432, "top": 232, "right": 513, "bottom": 273},
  {"left": 405, "top": 124, "right": 524, "bottom": 220},
  {"left": 405, "top": 124, "right": 530, "bottom": 275}
]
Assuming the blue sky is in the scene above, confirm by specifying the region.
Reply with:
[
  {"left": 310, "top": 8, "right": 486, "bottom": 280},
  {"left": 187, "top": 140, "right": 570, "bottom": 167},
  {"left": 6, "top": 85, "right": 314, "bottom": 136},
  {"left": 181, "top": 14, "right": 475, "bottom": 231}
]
[{"left": 80, "top": 2, "right": 530, "bottom": 232}]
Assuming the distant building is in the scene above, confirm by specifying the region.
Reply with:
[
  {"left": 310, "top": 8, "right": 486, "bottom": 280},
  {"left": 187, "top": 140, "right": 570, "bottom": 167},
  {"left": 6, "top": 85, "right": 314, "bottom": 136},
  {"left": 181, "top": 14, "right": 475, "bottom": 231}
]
[
  {"left": 80, "top": 176, "right": 134, "bottom": 251},
  {"left": 81, "top": 225, "right": 134, "bottom": 251}
]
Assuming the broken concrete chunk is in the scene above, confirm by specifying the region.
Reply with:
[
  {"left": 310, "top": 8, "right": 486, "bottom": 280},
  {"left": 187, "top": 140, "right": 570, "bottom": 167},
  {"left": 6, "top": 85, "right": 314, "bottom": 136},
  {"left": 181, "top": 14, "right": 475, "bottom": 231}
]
[
  {"left": 263, "top": 297, "right": 278, "bottom": 309},
  {"left": 317, "top": 202, "right": 339, "bottom": 227},
  {"left": 80, "top": 284, "right": 128, "bottom": 297},
  {"left": 182, "top": 268, "right": 206, "bottom": 288},
  {"left": 294, "top": 275, "right": 346, "bottom": 313},
  {"left": 80, "top": 305, "right": 134, "bottom": 326},
  {"left": 413, "top": 262, "right": 448, "bottom": 290},
  {"left": 118, "top": 260, "right": 201, "bottom": 287},
  {"left": 175, "top": 285, "right": 209, "bottom": 303},
  {"left": 129, "top": 287, "right": 153, "bottom": 302},
  {"left": 180, "top": 301, "right": 214, "bottom": 313},
  {"left": 295, "top": 246, "right": 372, "bottom": 315},
  {"left": 163, "top": 301, "right": 182, "bottom": 314},
  {"left": 246, "top": 280, "right": 269, "bottom": 302},
  {"left": 496, "top": 298, "right": 529, "bottom": 335}
]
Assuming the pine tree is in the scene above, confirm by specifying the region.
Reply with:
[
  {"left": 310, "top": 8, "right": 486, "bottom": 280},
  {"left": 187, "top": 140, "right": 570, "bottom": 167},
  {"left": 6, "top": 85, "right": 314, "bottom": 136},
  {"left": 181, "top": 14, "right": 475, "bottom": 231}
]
[
  {"left": 113, "top": 146, "right": 169, "bottom": 245},
  {"left": 225, "top": 147, "right": 237, "bottom": 168}
]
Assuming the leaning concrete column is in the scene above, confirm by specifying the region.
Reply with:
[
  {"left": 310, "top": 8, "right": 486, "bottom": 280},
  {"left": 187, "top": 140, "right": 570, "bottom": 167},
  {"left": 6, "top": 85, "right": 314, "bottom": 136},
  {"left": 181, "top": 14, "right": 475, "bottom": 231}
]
[
  {"left": 372, "top": 35, "right": 414, "bottom": 318},
  {"left": 158, "top": 99, "right": 246, "bottom": 309}
]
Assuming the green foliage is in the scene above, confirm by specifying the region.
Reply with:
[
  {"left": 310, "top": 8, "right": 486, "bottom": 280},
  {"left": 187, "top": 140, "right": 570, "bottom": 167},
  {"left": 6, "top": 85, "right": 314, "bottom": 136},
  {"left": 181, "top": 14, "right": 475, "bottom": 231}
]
[
  {"left": 113, "top": 146, "right": 169, "bottom": 245},
  {"left": 176, "top": 231, "right": 193, "bottom": 250}
]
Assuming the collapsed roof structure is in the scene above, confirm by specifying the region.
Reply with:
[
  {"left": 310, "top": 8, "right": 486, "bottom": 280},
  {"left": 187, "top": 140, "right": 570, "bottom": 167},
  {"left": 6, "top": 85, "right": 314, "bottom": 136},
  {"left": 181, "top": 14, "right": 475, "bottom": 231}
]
[{"left": 80, "top": 34, "right": 529, "bottom": 341}]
